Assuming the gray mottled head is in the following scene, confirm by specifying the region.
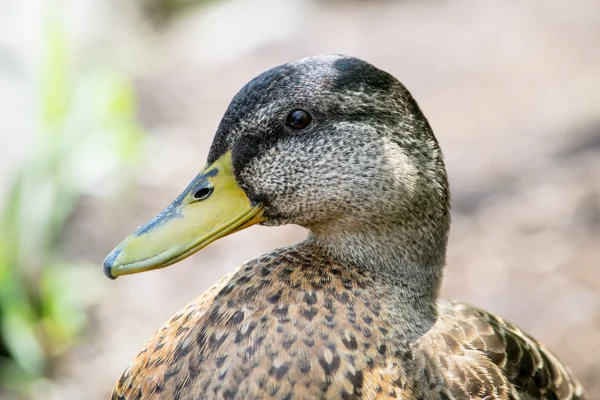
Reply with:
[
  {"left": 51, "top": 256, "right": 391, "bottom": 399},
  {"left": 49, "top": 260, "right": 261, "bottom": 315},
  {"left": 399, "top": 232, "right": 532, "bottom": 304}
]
[{"left": 209, "top": 55, "right": 450, "bottom": 274}]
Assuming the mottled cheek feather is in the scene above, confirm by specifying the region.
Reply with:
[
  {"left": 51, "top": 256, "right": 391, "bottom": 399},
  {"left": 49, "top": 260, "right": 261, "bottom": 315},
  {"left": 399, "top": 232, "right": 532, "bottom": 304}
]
[{"left": 236, "top": 123, "right": 391, "bottom": 227}]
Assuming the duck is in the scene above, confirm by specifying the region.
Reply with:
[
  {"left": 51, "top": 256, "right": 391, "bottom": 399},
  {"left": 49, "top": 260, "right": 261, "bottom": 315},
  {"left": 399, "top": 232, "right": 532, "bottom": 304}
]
[{"left": 103, "top": 55, "right": 586, "bottom": 400}]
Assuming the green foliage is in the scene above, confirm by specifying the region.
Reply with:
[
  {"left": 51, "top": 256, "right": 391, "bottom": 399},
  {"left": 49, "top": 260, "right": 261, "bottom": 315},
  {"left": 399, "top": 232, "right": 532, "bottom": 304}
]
[
  {"left": 0, "top": 11, "right": 145, "bottom": 395},
  {"left": 142, "top": 0, "right": 219, "bottom": 25}
]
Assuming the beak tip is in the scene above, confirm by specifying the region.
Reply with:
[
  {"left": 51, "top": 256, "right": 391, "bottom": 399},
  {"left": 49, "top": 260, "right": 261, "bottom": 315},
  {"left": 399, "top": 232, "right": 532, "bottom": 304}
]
[{"left": 103, "top": 248, "right": 121, "bottom": 280}]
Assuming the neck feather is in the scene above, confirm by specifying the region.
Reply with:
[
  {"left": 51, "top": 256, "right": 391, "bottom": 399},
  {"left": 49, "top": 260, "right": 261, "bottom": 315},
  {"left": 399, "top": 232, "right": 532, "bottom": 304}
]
[{"left": 303, "top": 211, "right": 449, "bottom": 329}]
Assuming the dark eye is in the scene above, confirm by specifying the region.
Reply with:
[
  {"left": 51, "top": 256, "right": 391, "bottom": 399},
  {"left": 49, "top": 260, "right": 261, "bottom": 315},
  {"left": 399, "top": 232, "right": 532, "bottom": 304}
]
[
  {"left": 286, "top": 110, "right": 312, "bottom": 130},
  {"left": 194, "top": 186, "right": 213, "bottom": 201}
]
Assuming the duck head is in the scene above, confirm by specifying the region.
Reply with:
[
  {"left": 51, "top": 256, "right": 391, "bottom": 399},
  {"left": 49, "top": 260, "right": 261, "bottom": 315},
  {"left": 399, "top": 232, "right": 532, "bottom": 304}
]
[{"left": 104, "top": 55, "right": 450, "bottom": 279}]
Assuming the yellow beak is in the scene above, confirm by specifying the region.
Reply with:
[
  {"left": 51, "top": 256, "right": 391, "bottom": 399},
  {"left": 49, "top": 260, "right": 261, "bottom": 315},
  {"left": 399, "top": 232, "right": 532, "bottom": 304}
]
[{"left": 103, "top": 151, "right": 264, "bottom": 279}]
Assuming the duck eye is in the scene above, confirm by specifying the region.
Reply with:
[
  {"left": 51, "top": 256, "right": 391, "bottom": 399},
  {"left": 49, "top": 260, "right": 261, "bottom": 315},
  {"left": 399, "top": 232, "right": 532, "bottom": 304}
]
[
  {"left": 286, "top": 110, "right": 312, "bottom": 130},
  {"left": 193, "top": 187, "right": 213, "bottom": 201}
]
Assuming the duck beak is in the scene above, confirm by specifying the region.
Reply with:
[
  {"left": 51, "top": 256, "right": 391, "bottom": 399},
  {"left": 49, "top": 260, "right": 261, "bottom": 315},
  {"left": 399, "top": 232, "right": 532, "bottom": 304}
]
[{"left": 103, "top": 151, "right": 265, "bottom": 279}]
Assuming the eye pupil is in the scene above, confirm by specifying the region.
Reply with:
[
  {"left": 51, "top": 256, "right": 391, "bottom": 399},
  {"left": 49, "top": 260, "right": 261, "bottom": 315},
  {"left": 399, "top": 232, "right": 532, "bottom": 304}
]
[
  {"left": 194, "top": 187, "right": 213, "bottom": 200},
  {"left": 286, "top": 110, "right": 311, "bottom": 130}
]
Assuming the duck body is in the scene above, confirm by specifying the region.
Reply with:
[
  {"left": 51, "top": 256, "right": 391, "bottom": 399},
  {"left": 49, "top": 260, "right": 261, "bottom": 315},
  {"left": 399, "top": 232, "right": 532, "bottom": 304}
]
[
  {"left": 105, "top": 55, "right": 586, "bottom": 399},
  {"left": 112, "top": 245, "right": 583, "bottom": 400}
]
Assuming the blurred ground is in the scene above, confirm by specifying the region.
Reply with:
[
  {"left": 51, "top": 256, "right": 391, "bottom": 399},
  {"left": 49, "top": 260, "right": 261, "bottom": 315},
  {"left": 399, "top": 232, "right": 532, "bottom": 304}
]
[{"left": 1, "top": 0, "right": 599, "bottom": 398}]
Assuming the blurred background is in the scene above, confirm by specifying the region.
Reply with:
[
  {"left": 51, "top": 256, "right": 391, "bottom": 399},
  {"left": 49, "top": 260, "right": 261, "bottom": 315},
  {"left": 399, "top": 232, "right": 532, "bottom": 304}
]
[{"left": 0, "top": 0, "right": 599, "bottom": 398}]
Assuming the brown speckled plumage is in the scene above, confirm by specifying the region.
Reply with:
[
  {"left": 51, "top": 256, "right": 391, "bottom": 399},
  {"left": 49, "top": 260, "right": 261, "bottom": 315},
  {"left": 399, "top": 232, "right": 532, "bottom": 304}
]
[
  {"left": 109, "top": 55, "right": 586, "bottom": 399},
  {"left": 112, "top": 247, "right": 584, "bottom": 399}
]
